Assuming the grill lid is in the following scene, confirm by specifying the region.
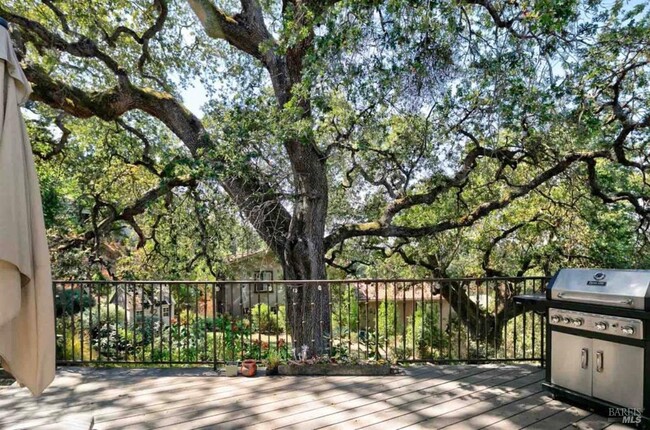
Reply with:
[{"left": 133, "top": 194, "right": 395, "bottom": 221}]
[{"left": 548, "top": 268, "right": 650, "bottom": 310}]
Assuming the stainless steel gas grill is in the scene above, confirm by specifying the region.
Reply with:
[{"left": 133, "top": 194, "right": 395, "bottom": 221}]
[{"left": 543, "top": 269, "right": 650, "bottom": 428}]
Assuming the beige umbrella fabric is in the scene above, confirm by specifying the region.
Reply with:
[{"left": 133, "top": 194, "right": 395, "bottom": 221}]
[{"left": 0, "top": 24, "right": 55, "bottom": 396}]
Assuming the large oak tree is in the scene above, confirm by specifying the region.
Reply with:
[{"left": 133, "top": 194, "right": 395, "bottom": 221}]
[{"left": 3, "top": 0, "right": 649, "bottom": 351}]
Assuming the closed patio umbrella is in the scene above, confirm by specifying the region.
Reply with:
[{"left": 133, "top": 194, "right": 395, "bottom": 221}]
[{"left": 0, "top": 19, "right": 55, "bottom": 395}]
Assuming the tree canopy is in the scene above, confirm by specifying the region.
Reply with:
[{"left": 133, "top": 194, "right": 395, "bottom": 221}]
[{"left": 4, "top": 0, "right": 650, "bottom": 349}]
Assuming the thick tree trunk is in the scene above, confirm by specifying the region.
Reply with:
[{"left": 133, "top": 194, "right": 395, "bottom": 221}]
[
  {"left": 283, "top": 239, "right": 331, "bottom": 355},
  {"left": 262, "top": 27, "right": 331, "bottom": 355},
  {"left": 438, "top": 281, "right": 528, "bottom": 348},
  {"left": 281, "top": 138, "right": 330, "bottom": 355},
  {"left": 185, "top": 0, "right": 332, "bottom": 355}
]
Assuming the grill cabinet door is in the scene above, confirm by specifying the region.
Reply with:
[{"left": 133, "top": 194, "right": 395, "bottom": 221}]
[
  {"left": 592, "top": 339, "right": 644, "bottom": 409},
  {"left": 551, "top": 332, "right": 592, "bottom": 396}
]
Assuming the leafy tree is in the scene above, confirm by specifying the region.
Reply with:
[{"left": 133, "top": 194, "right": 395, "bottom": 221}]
[
  {"left": 54, "top": 288, "right": 96, "bottom": 317},
  {"left": 4, "top": 0, "right": 649, "bottom": 353}
]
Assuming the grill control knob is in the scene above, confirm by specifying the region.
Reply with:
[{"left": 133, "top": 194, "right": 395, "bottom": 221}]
[
  {"left": 621, "top": 326, "right": 635, "bottom": 335},
  {"left": 550, "top": 315, "right": 561, "bottom": 324},
  {"left": 562, "top": 317, "right": 572, "bottom": 324},
  {"left": 595, "top": 322, "right": 608, "bottom": 331},
  {"left": 572, "top": 318, "right": 584, "bottom": 327}
]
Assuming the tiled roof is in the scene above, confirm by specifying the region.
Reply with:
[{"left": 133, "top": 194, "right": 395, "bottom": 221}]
[{"left": 351, "top": 282, "right": 440, "bottom": 302}]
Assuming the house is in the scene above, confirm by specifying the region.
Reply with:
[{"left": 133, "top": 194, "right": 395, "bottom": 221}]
[
  {"left": 109, "top": 285, "right": 175, "bottom": 327},
  {"left": 216, "top": 251, "right": 453, "bottom": 333},
  {"left": 352, "top": 282, "right": 452, "bottom": 332},
  {"left": 218, "top": 250, "right": 285, "bottom": 316}
]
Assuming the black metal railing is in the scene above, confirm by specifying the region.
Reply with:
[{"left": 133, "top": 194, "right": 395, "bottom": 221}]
[{"left": 53, "top": 277, "right": 549, "bottom": 367}]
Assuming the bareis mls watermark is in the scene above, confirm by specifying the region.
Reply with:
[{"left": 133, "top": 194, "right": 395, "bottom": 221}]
[{"left": 609, "top": 407, "right": 643, "bottom": 424}]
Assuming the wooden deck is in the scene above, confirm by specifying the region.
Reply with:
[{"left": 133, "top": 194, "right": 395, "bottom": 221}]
[{"left": 0, "top": 364, "right": 632, "bottom": 430}]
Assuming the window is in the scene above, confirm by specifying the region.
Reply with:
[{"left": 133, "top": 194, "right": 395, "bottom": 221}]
[
  {"left": 254, "top": 271, "right": 274, "bottom": 293},
  {"left": 162, "top": 306, "right": 170, "bottom": 317}
]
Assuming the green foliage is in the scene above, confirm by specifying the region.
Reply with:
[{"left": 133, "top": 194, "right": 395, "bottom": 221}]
[
  {"left": 198, "top": 316, "right": 219, "bottom": 332},
  {"left": 5, "top": 0, "right": 650, "bottom": 292},
  {"left": 251, "top": 304, "right": 286, "bottom": 335},
  {"left": 55, "top": 288, "right": 96, "bottom": 317},
  {"left": 211, "top": 315, "right": 252, "bottom": 361},
  {"left": 79, "top": 302, "right": 133, "bottom": 360},
  {"left": 265, "top": 349, "right": 283, "bottom": 370},
  {"left": 377, "top": 301, "right": 401, "bottom": 338},
  {"left": 405, "top": 303, "right": 448, "bottom": 359},
  {"left": 55, "top": 317, "right": 91, "bottom": 362},
  {"left": 331, "top": 285, "right": 360, "bottom": 335},
  {"left": 91, "top": 325, "right": 137, "bottom": 360},
  {"left": 167, "top": 321, "right": 207, "bottom": 362},
  {"left": 84, "top": 303, "right": 127, "bottom": 334},
  {"left": 39, "top": 174, "right": 64, "bottom": 229}
]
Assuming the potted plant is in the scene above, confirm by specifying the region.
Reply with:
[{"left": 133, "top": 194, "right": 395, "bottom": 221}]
[{"left": 265, "top": 351, "right": 282, "bottom": 376}]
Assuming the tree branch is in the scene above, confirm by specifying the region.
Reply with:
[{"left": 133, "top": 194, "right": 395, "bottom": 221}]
[
  {"left": 481, "top": 215, "right": 542, "bottom": 277},
  {"left": 24, "top": 63, "right": 210, "bottom": 154},
  {"left": 372, "top": 133, "right": 525, "bottom": 228},
  {"left": 325, "top": 150, "right": 609, "bottom": 249},
  {"left": 464, "top": 0, "right": 531, "bottom": 40},
  {"left": 58, "top": 175, "right": 197, "bottom": 252},
  {"left": 585, "top": 159, "right": 649, "bottom": 218},
  {"left": 24, "top": 59, "right": 293, "bottom": 260},
  {"left": 1, "top": 8, "right": 126, "bottom": 77},
  {"left": 32, "top": 113, "right": 70, "bottom": 161},
  {"left": 187, "top": 0, "right": 273, "bottom": 61}
]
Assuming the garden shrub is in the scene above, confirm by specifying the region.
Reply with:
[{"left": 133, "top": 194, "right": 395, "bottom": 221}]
[
  {"left": 252, "top": 303, "right": 286, "bottom": 334},
  {"left": 377, "top": 301, "right": 401, "bottom": 337},
  {"left": 405, "top": 302, "right": 448, "bottom": 359},
  {"left": 209, "top": 315, "right": 252, "bottom": 361},
  {"left": 331, "top": 285, "right": 360, "bottom": 334},
  {"left": 91, "top": 324, "right": 136, "bottom": 360},
  {"left": 83, "top": 303, "right": 127, "bottom": 333},
  {"left": 55, "top": 288, "right": 96, "bottom": 317}
]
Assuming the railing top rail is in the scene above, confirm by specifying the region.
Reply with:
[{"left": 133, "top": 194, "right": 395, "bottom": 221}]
[{"left": 53, "top": 276, "right": 551, "bottom": 285}]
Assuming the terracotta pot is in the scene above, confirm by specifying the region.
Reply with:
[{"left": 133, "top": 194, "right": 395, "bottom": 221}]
[{"left": 241, "top": 359, "right": 257, "bottom": 377}]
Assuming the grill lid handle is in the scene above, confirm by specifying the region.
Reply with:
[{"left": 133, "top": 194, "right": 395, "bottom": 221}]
[{"left": 556, "top": 292, "right": 633, "bottom": 306}]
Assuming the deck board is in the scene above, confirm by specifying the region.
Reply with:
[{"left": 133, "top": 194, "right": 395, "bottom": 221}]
[
  {"left": 522, "top": 405, "right": 592, "bottom": 429},
  {"left": 562, "top": 414, "right": 617, "bottom": 430},
  {"left": 474, "top": 391, "right": 559, "bottom": 430},
  {"left": 0, "top": 364, "right": 631, "bottom": 430},
  {"left": 367, "top": 369, "right": 544, "bottom": 430},
  {"left": 246, "top": 366, "right": 501, "bottom": 430},
  {"left": 427, "top": 384, "right": 549, "bottom": 430}
]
